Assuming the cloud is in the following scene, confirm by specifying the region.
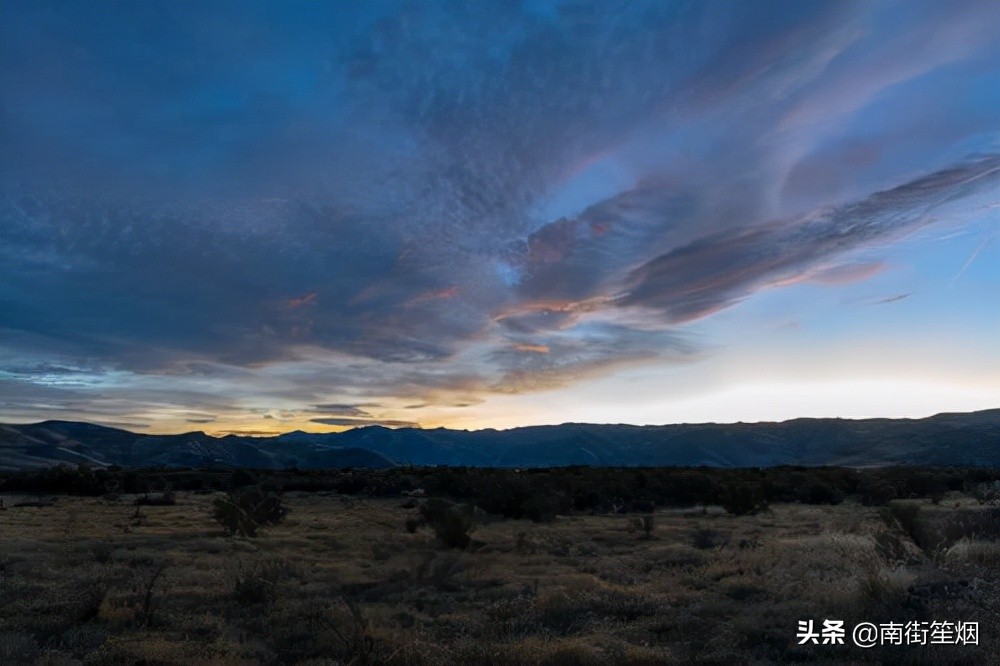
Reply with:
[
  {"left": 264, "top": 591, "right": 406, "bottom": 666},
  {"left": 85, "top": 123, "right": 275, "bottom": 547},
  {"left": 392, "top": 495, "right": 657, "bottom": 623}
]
[
  {"left": 92, "top": 421, "right": 152, "bottom": 430},
  {"left": 617, "top": 156, "right": 999, "bottom": 321},
  {"left": 308, "top": 403, "right": 380, "bottom": 417},
  {"left": 513, "top": 344, "right": 550, "bottom": 354},
  {"left": 309, "top": 417, "right": 418, "bottom": 428},
  {"left": 804, "top": 261, "right": 887, "bottom": 286},
  {"left": 0, "top": 1, "right": 997, "bottom": 429},
  {"left": 776, "top": 1, "right": 996, "bottom": 135},
  {"left": 485, "top": 322, "right": 697, "bottom": 394},
  {"left": 288, "top": 293, "right": 318, "bottom": 308},
  {"left": 220, "top": 430, "right": 282, "bottom": 437}
]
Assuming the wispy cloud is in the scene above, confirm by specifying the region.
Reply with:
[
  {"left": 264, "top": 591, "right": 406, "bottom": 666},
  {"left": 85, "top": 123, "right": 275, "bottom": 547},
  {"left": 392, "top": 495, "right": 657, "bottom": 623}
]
[
  {"left": 876, "top": 294, "right": 911, "bottom": 305},
  {"left": 618, "top": 156, "right": 999, "bottom": 321},
  {"left": 288, "top": 293, "right": 318, "bottom": 308},
  {"left": 309, "top": 417, "right": 418, "bottom": 428},
  {"left": 1, "top": 1, "right": 997, "bottom": 430},
  {"left": 309, "top": 403, "right": 380, "bottom": 418}
]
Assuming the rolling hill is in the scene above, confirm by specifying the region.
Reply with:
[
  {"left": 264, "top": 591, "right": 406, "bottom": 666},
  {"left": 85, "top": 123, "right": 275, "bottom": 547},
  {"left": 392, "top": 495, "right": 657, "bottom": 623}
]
[{"left": 1, "top": 410, "right": 998, "bottom": 471}]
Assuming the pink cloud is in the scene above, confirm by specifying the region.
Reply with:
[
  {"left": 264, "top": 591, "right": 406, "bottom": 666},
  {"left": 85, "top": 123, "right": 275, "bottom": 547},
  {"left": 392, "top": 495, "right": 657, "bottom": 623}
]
[
  {"left": 808, "top": 261, "right": 887, "bottom": 285},
  {"left": 288, "top": 292, "right": 318, "bottom": 308}
]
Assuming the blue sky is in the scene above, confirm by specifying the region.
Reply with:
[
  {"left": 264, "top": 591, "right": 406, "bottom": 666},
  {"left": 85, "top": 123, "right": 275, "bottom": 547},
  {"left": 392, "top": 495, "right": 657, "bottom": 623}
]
[{"left": 1, "top": 0, "right": 997, "bottom": 434}]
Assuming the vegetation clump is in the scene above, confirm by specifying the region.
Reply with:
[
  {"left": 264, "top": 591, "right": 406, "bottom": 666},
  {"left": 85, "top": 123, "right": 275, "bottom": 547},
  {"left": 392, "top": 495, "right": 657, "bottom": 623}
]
[
  {"left": 212, "top": 484, "right": 289, "bottom": 537},
  {"left": 720, "top": 480, "right": 769, "bottom": 516},
  {"left": 417, "top": 498, "right": 476, "bottom": 548},
  {"left": 231, "top": 558, "right": 296, "bottom": 607}
]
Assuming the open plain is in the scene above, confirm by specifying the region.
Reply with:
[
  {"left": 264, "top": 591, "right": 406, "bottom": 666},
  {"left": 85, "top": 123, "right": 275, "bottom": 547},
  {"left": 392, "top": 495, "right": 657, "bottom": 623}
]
[{"left": 2, "top": 484, "right": 998, "bottom": 665}]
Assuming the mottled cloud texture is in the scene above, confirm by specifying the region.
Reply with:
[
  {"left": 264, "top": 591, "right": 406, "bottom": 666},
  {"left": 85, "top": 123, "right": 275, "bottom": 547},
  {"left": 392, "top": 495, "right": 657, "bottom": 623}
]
[{"left": 1, "top": 0, "right": 997, "bottom": 431}]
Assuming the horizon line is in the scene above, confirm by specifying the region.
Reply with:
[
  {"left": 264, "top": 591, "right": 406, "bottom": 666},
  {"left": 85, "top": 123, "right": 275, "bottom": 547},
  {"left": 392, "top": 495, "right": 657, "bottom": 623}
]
[{"left": 3, "top": 407, "right": 997, "bottom": 439}]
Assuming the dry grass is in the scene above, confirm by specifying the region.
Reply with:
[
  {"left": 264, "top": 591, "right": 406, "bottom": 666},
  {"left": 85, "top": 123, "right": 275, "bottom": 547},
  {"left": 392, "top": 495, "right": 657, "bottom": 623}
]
[
  {"left": 1, "top": 492, "right": 997, "bottom": 664},
  {"left": 943, "top": 540, "right": 1000, "bottom": 567}
]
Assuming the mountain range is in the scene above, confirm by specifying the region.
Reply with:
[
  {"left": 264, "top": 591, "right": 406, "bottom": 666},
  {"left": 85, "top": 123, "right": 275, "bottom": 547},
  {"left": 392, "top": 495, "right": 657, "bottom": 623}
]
[{"left": 1, "top": 410, "right": 998, "bottom": 472}]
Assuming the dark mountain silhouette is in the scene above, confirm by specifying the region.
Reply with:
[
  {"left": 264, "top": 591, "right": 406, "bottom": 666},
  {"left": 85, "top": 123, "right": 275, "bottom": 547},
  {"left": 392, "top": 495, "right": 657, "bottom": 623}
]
[{"left": 1, "top": 410, "right": 997, "bottom": 471}]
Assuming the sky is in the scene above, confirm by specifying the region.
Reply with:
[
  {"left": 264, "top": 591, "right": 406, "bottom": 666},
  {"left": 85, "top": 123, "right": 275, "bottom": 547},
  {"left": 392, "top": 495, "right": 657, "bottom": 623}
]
[{"left": 1, "top": 0, "right": 998, "bottom": 436}]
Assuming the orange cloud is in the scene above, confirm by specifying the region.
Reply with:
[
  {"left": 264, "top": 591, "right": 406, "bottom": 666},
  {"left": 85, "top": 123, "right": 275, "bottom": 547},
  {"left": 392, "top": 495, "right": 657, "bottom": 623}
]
[
  {"left": 288, "top": 292, "right": 318, "bottom": 307},
  {"left": 406, "top": 285, "right": 460, "bottom": 307},
  {"left": 491, "top": 297, "right": 613, "bottom": 327},
  {"left": 809, "top": 261, "right": 886, "bottom": 285},
  {"left": 513, "top": 343, "right": 550, "bottom": 353},
  {"left": 769, "top": 261, "right": 886, "bottom": 289}
]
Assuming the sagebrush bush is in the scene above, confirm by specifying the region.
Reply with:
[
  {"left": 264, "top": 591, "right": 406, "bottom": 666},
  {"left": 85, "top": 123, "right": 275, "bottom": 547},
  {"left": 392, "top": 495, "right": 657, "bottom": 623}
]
[
  {"left": 419, "top": 498, "right": 476, "bottom": 548},
  {"left": 212, "top": 485, "right": 289, "bottom": 537}
]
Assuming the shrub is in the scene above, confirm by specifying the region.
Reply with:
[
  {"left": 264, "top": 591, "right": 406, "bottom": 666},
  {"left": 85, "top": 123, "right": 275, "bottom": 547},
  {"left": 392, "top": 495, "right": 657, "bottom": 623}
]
[
  {"left": 721, "top": 481, "right": 768, "bottom": 516},
  {"left": 0, "top": 632, "right": 39, "bottom": 664},
  {"left": 522, "top": 489, "right": 572, "bottom": 523},
  {"left": 265, "top": 594, "right": 375, "bottom": 664},
  {"left": 419, "top": 498, "right": 475, "bottom": 548},
  {"left": 856, "top": 566, "right": 912, "bottom": 619},
  {"left": 468, "top": 474, "right": 532, "bottom": 517},
  {"left": 129, "top": 562, "right": 166, "bottom": 627},
  {"left": 886, "top": 501, "right": 921, "bottom": 538},
  {"left": 102, "top": 480, "right": 121, "bottom": 502},
  {"left": 691, "top": 528, "right": 727, "bottom": 550},
  {"left": 134, "top": 490, "right": 176, "bottom": 506},
  {"left": 860, "top": 478, "right": 897, "bottom": 506},
  {"left": 212, "top": 485, "right": 289, "bottom": 537},
  {"left": 406, "top": 551, "right": 468, "bottom": 590},
  {"left": 229, "top": 469, "right": 258, "bottom": 489},
  {"left": 639, "top": 514, "right": 655, "bottom": 537},
  {"left": 944, "top": 539, "right": 1000, "bottom": 566},
  {"left": 800, "top": 482, "right": 845, "bottom": 505},
  {"left": 628, "top": 515, "right": 655, "bottom": 538},
  {"left": 231, "top": 558, "right": 295, "bottom": 607},
  {"left": 970, "top": 481, "right": 1000, "bottom": 505},
  {"left": 333, "top": 472, "right": 369, "bottom": 495}
]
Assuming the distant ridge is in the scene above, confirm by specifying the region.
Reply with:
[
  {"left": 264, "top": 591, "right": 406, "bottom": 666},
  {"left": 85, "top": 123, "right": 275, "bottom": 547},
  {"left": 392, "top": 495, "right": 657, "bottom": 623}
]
[{"left": 1, "top": 410, "right": 998, "bottom": 471}]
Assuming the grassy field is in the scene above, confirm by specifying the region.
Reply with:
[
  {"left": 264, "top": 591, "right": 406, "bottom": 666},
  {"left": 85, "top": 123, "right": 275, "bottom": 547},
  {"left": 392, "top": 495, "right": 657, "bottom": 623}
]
[{"left": 1, "top": 490, "right": 998, "bottom": 664}]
